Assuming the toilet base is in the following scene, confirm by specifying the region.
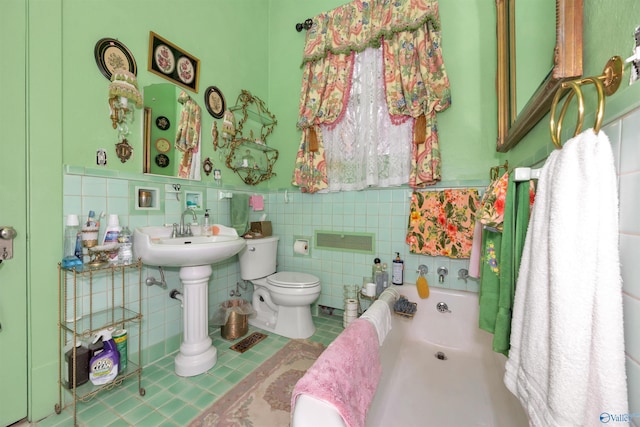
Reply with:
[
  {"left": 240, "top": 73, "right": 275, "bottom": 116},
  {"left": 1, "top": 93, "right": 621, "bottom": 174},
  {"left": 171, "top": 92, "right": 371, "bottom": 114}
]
[{"left": 249, "top": 305, "right": 316, "bottom": 339}]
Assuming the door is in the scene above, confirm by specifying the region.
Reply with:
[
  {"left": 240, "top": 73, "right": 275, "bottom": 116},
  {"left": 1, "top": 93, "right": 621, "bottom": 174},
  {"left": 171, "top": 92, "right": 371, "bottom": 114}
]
[{"left": 0, "top": 0, "right": 29, "bottom": 425}]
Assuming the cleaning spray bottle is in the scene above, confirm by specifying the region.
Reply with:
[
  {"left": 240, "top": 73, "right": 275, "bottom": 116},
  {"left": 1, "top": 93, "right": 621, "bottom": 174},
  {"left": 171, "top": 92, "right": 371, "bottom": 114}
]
[
  {"left": 89, "top": 327, "right": 120, "bottom": 385},
  {"left": 392, "top": 252, "right": 404, "bottom": 285}
]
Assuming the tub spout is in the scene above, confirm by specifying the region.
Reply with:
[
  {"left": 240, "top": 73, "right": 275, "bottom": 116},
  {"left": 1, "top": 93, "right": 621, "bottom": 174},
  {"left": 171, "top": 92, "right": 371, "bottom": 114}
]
[{"left": 437, "top": 266, "right": 448, "bottom": 283}]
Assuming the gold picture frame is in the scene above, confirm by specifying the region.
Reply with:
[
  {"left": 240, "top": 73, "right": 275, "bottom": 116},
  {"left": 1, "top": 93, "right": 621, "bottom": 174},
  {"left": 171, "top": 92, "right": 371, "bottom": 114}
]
[
  {"left": 496, "top": 0, "right": 583, "bottom": 152},
  {"left": 148, "top": 31, "right": 200, "bottom": 93}
]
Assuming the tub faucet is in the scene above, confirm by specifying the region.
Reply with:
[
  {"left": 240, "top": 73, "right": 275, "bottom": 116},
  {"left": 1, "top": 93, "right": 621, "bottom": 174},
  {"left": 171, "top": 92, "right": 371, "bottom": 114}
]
[
  {"left": 437, "top": 266, "right": 448, "bottom": 283},
  {"left": 179, "top": 208, "right": 198, "bottom": 236}
]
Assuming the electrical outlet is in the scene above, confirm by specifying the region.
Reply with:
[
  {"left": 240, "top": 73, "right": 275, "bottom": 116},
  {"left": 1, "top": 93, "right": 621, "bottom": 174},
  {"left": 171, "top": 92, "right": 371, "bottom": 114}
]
[
  {"left": 629, "top": 26, "right": 640, "bottom": 84},
  {"left": 96, "top": 149, "right": 107, "bottom": 166}
]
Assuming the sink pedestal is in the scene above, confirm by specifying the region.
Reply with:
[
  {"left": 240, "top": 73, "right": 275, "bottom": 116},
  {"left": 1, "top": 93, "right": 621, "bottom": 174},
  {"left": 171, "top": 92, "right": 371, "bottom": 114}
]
[{"left": 174, "top": 265, "right": 217, "bottom": 377}]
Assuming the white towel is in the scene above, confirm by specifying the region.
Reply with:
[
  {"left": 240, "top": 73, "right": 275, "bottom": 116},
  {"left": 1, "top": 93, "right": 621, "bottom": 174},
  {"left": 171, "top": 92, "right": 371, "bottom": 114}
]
[
  {"left": 361, "top": 300, "right": 392, "bottom": 345},
  {"left": 504, "top": 129, "right": 628, "bottom": 426}
]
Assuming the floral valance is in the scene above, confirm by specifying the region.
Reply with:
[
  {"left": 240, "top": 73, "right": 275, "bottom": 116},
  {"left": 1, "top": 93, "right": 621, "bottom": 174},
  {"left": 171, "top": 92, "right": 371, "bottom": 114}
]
[{"left": 301, "top": 0, "right": 440, "bottom": 66}]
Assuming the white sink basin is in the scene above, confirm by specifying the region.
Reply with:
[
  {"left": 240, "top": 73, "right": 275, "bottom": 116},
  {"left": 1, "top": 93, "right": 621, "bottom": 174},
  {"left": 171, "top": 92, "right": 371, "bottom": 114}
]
[{"left": 134, "top": 226, "right": 246, "bottom": 267}]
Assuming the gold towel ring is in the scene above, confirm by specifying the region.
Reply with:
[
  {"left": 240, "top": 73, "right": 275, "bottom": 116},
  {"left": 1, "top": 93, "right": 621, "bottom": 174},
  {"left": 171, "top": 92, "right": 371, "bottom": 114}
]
[{"left": 549, "top": 56, "right": 623, "bottom": 150}]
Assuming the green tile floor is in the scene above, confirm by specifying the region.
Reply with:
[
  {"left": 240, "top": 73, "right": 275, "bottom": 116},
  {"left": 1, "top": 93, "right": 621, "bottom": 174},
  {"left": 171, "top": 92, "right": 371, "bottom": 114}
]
[{"left": 26, "top": 314, "right": 343, "bottom": 427}]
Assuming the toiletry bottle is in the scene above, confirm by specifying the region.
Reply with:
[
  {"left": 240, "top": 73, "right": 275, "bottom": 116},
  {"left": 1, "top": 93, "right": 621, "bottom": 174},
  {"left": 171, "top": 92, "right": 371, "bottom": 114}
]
[
  {"left": 118, "top": 226, "right": 133, "bottom": 265},
  {"left": 372, "top": 257, "right": 382, "bottom": 278},
  {"left": 381, "top": 263, "right": 389, "bottom": 291},
  {"left": 62, "top": 215, "right": 83, "bottom": 269},
  {"left": 204, "top": 209, "right": 211, "bottom": 237},
  {"left": 86, "top": 210, "right": 96, "bottom": 227},
  {"left": 102, "top": 215, "right": 121, "bottom": 262},
  {"left": 64, "top": 341, "right": 90, "bottom": 389},
  {"left": 89, "top": 328, "right": 120, "bottom": 385},
  {"left": 392, "top": 252, "right": 404, "bottom": 285},
  {"left": 102, "top": 214, "right": 121, "bottom": 245}
]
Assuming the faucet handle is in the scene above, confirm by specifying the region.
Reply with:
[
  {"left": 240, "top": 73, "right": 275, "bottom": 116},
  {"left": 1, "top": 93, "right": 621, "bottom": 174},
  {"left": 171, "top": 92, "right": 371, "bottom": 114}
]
[
  {"left": 185, "top": 223, "right": 192, "bottom": 236},
  {"left": 171, "top": 223, "right": 179, "bottom": 238}
]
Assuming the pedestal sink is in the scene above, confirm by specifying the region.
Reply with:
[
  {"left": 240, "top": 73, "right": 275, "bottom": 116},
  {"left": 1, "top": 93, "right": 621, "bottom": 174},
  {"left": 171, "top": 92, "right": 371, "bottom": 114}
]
[{"left": 133, "top": 226, "right": 246, "bottom": 377}]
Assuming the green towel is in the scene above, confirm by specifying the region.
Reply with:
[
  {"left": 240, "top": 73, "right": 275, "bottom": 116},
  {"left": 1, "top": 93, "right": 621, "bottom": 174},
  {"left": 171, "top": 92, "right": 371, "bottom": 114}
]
[
  {"left": 231, "top": 193, "right": 250, "bottom": 236},
  {"left": 479, "top": 176, "right": 532, "bottom": 356},
  {"left": 478, "top": 228, "right": 501, "bottom": 333}
]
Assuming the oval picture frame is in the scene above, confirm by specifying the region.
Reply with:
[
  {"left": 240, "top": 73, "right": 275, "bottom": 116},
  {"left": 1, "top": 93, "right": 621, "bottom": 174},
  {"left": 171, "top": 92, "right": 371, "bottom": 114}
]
[{"left": 204, "top": 86, "right": 226, "bottom": 119}]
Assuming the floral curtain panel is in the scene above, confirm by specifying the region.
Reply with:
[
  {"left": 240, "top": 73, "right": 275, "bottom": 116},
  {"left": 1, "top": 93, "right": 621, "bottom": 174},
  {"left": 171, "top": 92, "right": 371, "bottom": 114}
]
[{"left": 292, "top": 0, "right": 450, "bottom": 193}]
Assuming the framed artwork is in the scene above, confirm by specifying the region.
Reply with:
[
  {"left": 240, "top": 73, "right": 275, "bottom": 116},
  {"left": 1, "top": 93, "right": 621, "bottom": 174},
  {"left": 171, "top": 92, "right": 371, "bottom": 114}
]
[{"left": 148, "top": 32, "right": 200, "bottom": 93}]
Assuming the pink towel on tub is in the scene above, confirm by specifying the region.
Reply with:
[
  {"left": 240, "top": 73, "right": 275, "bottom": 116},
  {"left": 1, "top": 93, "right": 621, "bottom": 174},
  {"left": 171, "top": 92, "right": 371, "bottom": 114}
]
[{"left": 291, "top": 318, "right": 381, "bottom": 427}]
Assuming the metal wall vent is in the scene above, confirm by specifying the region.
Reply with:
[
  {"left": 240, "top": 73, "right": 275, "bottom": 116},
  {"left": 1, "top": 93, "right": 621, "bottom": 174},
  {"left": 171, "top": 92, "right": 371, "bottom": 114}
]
[{"left": 315, "top": 231, "right": 375, "bottom": 254}]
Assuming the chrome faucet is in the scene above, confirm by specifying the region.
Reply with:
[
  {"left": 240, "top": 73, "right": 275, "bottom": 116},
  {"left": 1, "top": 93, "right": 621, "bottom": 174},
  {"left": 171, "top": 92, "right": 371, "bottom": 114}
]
[{"left": 178, "top": 208, "right": 198, "bottom": 237}]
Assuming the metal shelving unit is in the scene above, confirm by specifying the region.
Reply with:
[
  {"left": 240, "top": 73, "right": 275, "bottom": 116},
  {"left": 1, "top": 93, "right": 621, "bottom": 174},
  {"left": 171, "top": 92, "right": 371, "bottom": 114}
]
[{"left": 56, "top": 260, "right": 144, "bottom": 426}]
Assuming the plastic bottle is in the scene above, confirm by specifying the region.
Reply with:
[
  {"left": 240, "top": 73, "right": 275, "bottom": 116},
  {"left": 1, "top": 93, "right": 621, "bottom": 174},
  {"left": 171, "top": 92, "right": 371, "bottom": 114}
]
[
  {"left": 64, "top": 341, "right": 90, "bottom": 389},
  {"left": 102, "top": 215, "right": 121, "bottom": 262},
  {"left": 89, "top": 328, "right": 120, "bottom": 385},
  {"left": 86, "top": 210, "right": 97, "bottom": 227},
  {"left": 371, "top": 257, "right": 382, "bottom": 278},
  {"left": 102, "top": 215, "right": 121, "bottom": 245},
  {"left": 62, "top": 215, "right": 83, "bottom": 269},
  {"left": 118, "top": 226, "right": 133, "bottom": 265},
  {"left": 392, "top": 252, "right": 404, "bottom": 285},
  {"left": 203, "top": 209, "right": 211, "bottom": 237}
]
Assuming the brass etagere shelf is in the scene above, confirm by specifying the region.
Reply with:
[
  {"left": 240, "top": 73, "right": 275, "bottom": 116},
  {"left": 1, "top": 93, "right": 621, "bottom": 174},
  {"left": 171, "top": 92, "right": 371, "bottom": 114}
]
[
  {"left": 219, "top": 89, "right": 279, "bottom": 185},
  {"left": 56, "top": 260, "right": 145, "bottom": 427}
]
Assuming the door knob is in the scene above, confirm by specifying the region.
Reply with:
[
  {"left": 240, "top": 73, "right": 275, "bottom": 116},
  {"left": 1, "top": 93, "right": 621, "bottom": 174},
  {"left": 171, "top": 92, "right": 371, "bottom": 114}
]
[
  {"left": 0, "top": 227, "right": 16, "bottom": 240},
  {"left": 0, "top": 226, "right": 16, "bottom": 262}
]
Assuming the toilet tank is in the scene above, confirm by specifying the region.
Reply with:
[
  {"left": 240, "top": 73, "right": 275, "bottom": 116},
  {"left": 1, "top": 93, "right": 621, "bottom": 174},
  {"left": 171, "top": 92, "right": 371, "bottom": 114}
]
[{"left": 238, "top": 236, "right": 280, "bottom": 280}]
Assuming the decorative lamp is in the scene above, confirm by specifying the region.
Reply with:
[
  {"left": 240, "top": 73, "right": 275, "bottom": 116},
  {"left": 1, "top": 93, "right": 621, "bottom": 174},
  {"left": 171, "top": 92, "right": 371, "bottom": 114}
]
[
  {"left": 108, "top": 69, "right": 143, "bottom": 129},
  {"left": 108, "top": 69, "right": 143, "bottom": 162}
]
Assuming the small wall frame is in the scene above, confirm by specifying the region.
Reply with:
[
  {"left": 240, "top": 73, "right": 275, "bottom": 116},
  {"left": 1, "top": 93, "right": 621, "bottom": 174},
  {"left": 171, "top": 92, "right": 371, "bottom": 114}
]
[{"left": 148, "top": 32, "right": 200, "bottom": 93}]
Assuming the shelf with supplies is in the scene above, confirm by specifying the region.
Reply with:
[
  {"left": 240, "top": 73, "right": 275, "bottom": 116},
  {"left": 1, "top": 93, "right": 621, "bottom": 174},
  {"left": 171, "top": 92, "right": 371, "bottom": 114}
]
[{"left": 56, "top": 261, "right": 145, "bottom": 427}]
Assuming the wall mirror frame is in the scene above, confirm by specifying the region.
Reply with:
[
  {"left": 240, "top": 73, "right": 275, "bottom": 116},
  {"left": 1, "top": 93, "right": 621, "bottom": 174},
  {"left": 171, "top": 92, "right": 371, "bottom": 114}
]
[{"left": 496, "top": 0, "right": 583, "bottom": 152}]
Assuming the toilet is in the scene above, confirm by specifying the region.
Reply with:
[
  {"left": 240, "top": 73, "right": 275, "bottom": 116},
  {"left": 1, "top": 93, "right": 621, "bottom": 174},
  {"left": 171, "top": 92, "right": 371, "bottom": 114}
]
[{"left": 238, "top": 236, "right": 321, "bottom": 339}]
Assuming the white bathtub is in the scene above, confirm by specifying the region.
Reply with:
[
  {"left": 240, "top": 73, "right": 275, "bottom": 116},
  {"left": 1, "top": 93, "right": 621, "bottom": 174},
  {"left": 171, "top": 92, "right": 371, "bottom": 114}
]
[
  {"left": 365, "top": 284, "right": 528, "bottom": 427},
  {"left": 292, "top": 284, "right": 528, "bottom": 427}
]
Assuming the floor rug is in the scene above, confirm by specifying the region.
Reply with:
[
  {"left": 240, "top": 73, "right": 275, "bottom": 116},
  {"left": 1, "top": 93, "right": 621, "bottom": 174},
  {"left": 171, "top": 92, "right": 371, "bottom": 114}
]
[
  {"left": 190, "top": 339, "right": 325, "bottom": 427},
  {"left": 229, "top": 332, "right": 268, "bottom": 353}
]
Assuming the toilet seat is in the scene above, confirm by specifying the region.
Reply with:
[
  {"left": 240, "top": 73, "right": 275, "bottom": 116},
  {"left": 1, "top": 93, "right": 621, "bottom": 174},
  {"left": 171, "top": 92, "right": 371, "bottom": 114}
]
[{"left": 267, "top": 271, "right": 320, "bottom": 288}]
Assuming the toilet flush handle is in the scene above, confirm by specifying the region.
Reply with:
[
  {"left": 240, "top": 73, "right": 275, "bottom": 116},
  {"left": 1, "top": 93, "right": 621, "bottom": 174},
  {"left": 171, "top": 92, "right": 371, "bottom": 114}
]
[{"left": 248, "top": 247, "right": 256, "bottom": 252}]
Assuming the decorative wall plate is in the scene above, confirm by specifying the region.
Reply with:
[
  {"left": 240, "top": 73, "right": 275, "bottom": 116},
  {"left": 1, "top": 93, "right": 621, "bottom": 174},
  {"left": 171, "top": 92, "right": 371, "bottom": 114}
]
[
  {"left": 155, "top": 154, "right": 170, "bottom": 168},
  {"left": 94, "top": 38, "right": 137, "bottom": 80},
  {"left": 156, "top": 116, "right": 170, "bottom": 130},
  {"left": 204, "top": 86, "right": 226, "bottom": 119},
  {"left": 155, "top": 138, "right": 171, "bottom": 153}
]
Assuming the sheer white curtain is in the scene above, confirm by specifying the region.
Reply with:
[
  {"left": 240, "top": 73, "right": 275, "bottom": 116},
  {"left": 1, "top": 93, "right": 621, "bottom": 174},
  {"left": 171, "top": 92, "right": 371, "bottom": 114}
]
[{"left": 321, "top": 47, "right": 413, "bottom": 192}]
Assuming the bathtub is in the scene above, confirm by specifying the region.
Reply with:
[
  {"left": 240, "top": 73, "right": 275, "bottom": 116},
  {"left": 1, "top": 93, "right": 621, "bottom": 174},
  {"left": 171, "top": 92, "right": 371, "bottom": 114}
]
[{"left": 293, "top": 284, "right": 528, "bottom": 427}]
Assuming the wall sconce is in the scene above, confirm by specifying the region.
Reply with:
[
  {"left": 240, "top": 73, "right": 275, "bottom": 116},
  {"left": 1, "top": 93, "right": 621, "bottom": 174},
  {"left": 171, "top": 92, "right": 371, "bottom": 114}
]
[{"left": 108, "top": 70, "right": 143, "bottom": 162}]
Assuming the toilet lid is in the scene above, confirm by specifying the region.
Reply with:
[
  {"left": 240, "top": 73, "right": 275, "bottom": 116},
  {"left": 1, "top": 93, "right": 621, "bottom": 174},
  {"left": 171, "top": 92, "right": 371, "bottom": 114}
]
[{"left": 267, "top": 271, "right": 320, "bottom": 288}]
